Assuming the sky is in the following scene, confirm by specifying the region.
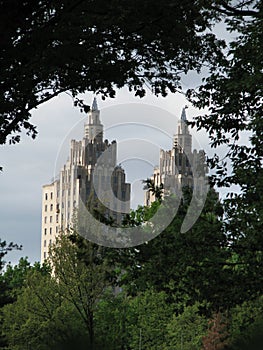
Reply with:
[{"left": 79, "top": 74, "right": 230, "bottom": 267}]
[
  {"left": 0, "top": 84, "right": 214, "bottom": 265},
  {"left": 0, "top": 18, "right": 246, "bottom": 267},
  {"left": 6, "top": 25, "right": 250, "bottom": 267}
]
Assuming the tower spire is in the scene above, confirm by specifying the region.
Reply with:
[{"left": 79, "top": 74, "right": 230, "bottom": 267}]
[
  {"left": 173, "top": 105, "right": 192, "bottom": 154},
  {"left": 91, "top": 97, "right": 98, "bottom": 111},
  {"left": 181, "top": 107, "right": 187, "bottom": 121},
  {"left": 84, "top": 98, "right": 103, "bottom": 142}
]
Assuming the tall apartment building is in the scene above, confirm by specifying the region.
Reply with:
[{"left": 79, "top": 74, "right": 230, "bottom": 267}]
[
  {"left": 41, "top": 98, "right": 130, "bottom": 262},
  {"left": 145, "top": 107, "right": 208, "bottom": 205}
]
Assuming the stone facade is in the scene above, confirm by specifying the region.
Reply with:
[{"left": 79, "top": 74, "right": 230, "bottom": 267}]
[
  {"left": 145, "top": 108, "right": 208, "bottom": 206},
  {"left": 41, "top": 98, "right": 130, "bottom": 262}
]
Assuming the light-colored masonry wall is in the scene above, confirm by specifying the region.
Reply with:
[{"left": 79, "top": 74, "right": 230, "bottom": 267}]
[
  {"left": 41, "top": 99, "right": 130, "bottom": 264},
  {"left": 145, "top": 108, "right": 208, "bottom": 206},
  {"left": 41, "top": 182, "right": 59, "bottom": 262}
]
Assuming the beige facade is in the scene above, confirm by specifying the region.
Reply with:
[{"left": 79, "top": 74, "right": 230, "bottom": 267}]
[
  {"left": 41, "top": 98, "right": 130, "bottom": 263},
  {"left": 145, "top": 107, "right": 208, "bottom": 205},
  {"left": 41, "top": 182, "right": 59, "bottom": 262}
]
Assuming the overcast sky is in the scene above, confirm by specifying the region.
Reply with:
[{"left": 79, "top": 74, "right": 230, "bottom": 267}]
[
  {"left": 0, "top": 19, "right": 242, "bottom": 266},
  {"left": 0, "top": 85, "right": 215, "bottom": 265}
]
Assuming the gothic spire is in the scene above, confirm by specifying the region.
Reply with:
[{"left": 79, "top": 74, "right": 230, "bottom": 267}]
[
  {"left": 181, "top": 107, "right": 187, "bottom": 121},
  {"left": 91, "top": 97, "right": 98, "bottom": 111}
]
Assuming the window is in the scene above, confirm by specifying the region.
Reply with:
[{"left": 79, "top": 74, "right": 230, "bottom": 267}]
[
  {"left": 44, "top": 240, "right": 46, "bottom": 247},
  {"left": 44, "top": 217, "right": 47, "bottom": 224},
  {"left": 56, "top": 215, "right": 59, "bottom": 223},
  {"left": 49, "top": 239, "right": 52, "bottom": 246},
  {"left": 179, "top": 155, "right": 182, "bottom": 166},
  {"left": 50, "top": 204, "right": 53, "bottom": 211},
  {"left": 50, "top": 216, "right": 52, "bottom": 223},
  {"left": 45, "top": 205, "right": 47, "bottom": 212},
  {"left": 50, "top": 227, "right": 52, "bottom": 234},
  {"left": 56, "top": 226, "right": 59, "bottom": 233},
  {"left": 50, "top": 192, "right": 53, "bottom": 200},
  {"left": 44, "top": 228, "right": 47, "bottom": 235},
  {"left": 45, "top": 193, "right": 48, "bottom": 200},
  {"left": 68, "top": 201, "right": 70, "bottom": 207},
  {"left": 44, "top": 252, "right": 46, "bottom": 259}
]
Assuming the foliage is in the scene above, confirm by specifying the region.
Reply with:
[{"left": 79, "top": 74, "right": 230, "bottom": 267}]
[
  {"left": 0, "top": 239, "right": 22, "bottom": 271},
  {"left": 126, "top": 289, "right": 173, "bottom": 350},
  {"left": 119, "top": 188, "right": 237, "bottom": 311},
  {"left": 142, "top": 178, "right": 164, "bottom": 201},
  {"left": 202, "top": 312, "right": 230, "bottom": 350},
  {"left": 48, "top": 232, "right": 116, "bottom": 348},
  {"left": 228, "top": 296, "right": 263, "bottom": 350},
  {"left": 122, "top": 200, "right": 161, "bottom": 227},
  {"left": 1, "top": 236, "right": 118, "bottom": 350},
  {"left": 95, "top": 291, "right": 130, "bottom": 350},
  {"left": 2, "top": 0, "right": 255, "bottom": 146},
  {"left": 0, "top": 241, "right": 22, "bottom": 347},
  {"left": 165, "top": 302, "right": 208, "bottom": 350},
  {"left": 187, "top": 0, "right": 263, "bottom": 302},
  {"left": 2, "top": 268, "right": 88, "bottom": 350}
]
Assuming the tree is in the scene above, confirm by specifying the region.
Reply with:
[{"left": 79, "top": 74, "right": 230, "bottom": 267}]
[
  {"left": 126, "top": 289, "right": 173, "bottom": 350},
  {"left": 118, "top": 188, "right": 237, "bottom": 311},
  {"left": 202, "top": 312, "right": 230, "bottom": 350},
  {"left": 95, "top": 291, "right": 131, "bottom": 350},
  {"left": 1, "top": 236, "right": 118, "bottom": 350},
  {"left": 228, "top": 296, "right": 263, "bottom": 350},
  {"left": 48, "top": 232, "right": 116, "bottom": 349},
  {"left": 142, "top": 178, "right": 164, "bottom": 201},
  {"left": 187, "top": 0, "right": 263, "bottom": 300},
  {"left": 2, "top": 0, "right": 255, "bottom": 147},
  {"left": 165, "top": 302, "right": 208, "bottom": 350},
  {"left": 0, "top": 239, "right": 22, "bottom": 272},
  {"left": 2, "top": 267, "right": 88, "bottom": 350},
  {"left": 0, "top": 240, "right": 22, "bottom": 348}
]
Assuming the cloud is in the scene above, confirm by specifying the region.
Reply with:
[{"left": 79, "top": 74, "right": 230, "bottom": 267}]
[{"left": 1, "top": 89, "right": 212, "bottom": 264}]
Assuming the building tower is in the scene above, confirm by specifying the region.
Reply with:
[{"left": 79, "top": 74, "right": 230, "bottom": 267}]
[
  {"left": 145, "top": 107, "right": 207, "bottom": 205},
  {"left": 41, "top": 98, "right": 130, "bottom": 262}
]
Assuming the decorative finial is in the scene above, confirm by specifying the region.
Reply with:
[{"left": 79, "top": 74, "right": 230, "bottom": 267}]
[
  {"left": 91, "top": 97, "right": 98, "bottom": 111},
  {"left": 181, "top": 106, "right": 187, "bottom": 121}
]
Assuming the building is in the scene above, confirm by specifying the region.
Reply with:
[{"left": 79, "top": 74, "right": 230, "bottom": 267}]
[
  {"left": 145, "top": 107, "right": 208, "bottom": 205},
  {"left": 41, "top": 98, "right": 130, "bottom": 262}
]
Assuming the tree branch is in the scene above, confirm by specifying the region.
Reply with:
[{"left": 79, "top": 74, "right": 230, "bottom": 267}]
[{"left": 216, "top": 0, "right": 260, "bottom": 17}]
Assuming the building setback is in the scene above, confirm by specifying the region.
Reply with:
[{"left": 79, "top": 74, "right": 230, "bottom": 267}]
[
  {"left": 41, "top": 98, "right": 130, "bottom": 262},
  {"left": 145, "top": 107, "right": 208, "bottom": 205}
]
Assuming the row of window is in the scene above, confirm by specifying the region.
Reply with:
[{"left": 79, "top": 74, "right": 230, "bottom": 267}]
[
  {"left": 44, "top": 204, "right": 53, "bottom": 212},
  {"left": 45, "top": 201, "right": 76, "bottom": 213},
  {"left": 43, "top": 239, "right": 52, "bottom": 247},
  {"left": 44, "top": 226, "right": 59, "bottom": 235},
  {"left": 45, "top": 192, "right": 53, "bottom": 200},
  {"left": 44, "top": 215, "right": 59, "bottom": 224}
]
